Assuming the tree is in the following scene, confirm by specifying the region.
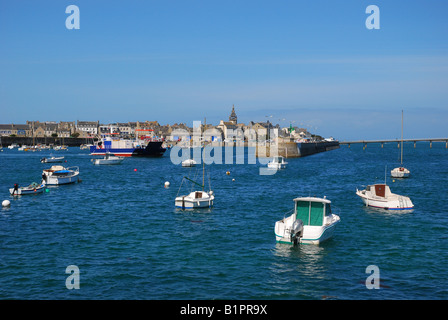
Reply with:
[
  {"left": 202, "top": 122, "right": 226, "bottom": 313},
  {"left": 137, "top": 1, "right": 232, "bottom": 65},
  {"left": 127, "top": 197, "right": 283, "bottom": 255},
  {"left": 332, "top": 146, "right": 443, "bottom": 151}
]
[{"left": 51, "top": 133, "right": 58, "bottom": 138}]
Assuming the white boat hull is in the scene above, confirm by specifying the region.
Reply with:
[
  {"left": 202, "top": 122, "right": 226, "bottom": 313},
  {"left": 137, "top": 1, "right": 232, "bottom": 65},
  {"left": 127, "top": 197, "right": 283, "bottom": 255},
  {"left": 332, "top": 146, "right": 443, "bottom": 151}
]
[
  {"left": 175, "top": 191, "right": 214, "bottom": 209},
  {"left": 182, "top": 159, "right": 197, "bottom": 167},
  {"left": 93, "top": 158, "right": 124, "bottom": 165},
  {"left": 9, "top": 183, "right": 45, "bottom": 195},
  {"left": 267, "top": 157, "right": 287, "bottom": 169},
  {"left": 267, "top": 163, "right": 286, "bottom": 169},
  {"left": 45, "top": 173, "right": 79, "bottom": 185},
  {"left": 275, "top": 213, "right": 340, "bottom": 245},
  {"left": 43, "top": 166, "right": 80, "bottom": 185},
  {"left": 356, "top": 188, "right": 414, "bottom": 210},
  {"left": 391, "top": 167, "right": 410, "bottom": 178},
  {"left": 41, "top": 157, "right": 65, "bottom": 163}
]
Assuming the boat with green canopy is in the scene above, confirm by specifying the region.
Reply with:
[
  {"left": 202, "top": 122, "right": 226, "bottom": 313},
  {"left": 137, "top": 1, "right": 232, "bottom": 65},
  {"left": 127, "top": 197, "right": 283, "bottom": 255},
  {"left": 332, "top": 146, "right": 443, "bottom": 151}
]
[{"left": 275, "top": 196, "right": 340, "bottom": 245}]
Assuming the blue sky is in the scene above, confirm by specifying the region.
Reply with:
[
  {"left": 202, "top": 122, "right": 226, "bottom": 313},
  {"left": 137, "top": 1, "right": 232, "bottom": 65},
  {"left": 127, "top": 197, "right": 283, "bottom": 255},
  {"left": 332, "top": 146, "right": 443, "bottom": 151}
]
[{"left": 1, "top": 0, "right": 447, "bottom": 140}]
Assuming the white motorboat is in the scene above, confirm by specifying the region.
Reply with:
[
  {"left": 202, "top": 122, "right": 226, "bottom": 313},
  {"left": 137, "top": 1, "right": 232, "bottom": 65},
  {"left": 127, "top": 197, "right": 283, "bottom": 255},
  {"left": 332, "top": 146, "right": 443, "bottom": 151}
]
[
  {"left": 9, "top": 181, "right": 46, "bottom": 196},
  {"left": 275, "top": 197, "right": 340, "bottom": 245},
  {"left": 41, "top": 156, "right": 65, "bottom": 163},
  {"left": 356, "top": 184, "right": 414, "bottom": 210},
  {"left": 181, "top": 159, "right": 197, "bottom": 167},
  {"left": 42, "top": 165, "right": 80, "bottom": 185},
  {"left": 267, "top": 156, "right": 287, "bottom": 169},
  {"left": 92, "top": 153, "right": 124, "bottom": 165},
  {"left": 391, "top": 110, "right": 410, "bottom": 178}
]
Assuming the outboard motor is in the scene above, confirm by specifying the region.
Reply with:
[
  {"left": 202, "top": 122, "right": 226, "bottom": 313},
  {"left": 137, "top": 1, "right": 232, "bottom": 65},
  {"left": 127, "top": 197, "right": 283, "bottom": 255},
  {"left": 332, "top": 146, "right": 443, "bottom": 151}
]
[{"left": 290, "top": 219, "right": 304, "bottom": 245}]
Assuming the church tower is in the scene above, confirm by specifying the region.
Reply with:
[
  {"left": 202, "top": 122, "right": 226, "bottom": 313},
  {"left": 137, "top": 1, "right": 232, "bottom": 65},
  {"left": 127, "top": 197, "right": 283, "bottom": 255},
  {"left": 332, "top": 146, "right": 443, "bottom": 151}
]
[{"left": 229, "top": 104, "right": 237, "bottom": 124}]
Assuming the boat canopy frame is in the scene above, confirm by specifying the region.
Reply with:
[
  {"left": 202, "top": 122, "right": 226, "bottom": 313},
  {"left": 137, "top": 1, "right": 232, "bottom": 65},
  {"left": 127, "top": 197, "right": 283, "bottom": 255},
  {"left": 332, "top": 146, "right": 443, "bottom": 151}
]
[{"left": 293, "top": 197, "right": 331, "bottom": 227}]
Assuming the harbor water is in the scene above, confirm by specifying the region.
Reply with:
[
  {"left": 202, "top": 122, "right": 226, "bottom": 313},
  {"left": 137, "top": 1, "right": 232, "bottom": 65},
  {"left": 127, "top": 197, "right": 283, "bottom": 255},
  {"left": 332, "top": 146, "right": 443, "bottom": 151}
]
[{"left": 0, "top": 143, "right": 447, "bottom": 300}]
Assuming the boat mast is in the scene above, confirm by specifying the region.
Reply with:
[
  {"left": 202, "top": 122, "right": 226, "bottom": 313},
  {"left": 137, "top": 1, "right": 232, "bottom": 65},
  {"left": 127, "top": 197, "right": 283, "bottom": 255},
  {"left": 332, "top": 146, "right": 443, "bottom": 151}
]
[
  {"left": 202, "top": 117, "right": 205, "bottom": 191},
  {"left": 401, "top": 110, "right": 404, "bottom": 165}
]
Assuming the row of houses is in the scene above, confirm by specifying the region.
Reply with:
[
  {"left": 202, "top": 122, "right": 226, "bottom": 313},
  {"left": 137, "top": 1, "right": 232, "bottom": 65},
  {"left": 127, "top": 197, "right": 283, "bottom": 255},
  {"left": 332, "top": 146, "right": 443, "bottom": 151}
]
[
  {"left": 0, "top": 121, "right": 309, "bottom": 141},
  {"left": 0, "top": 107, "right": 312, "bottom": 142},
  {"left": 0, "top": 121, "right": 96, "bottom": 138},
  {"left": 0, "top": 121, "right": 162, "bottom": 139}
]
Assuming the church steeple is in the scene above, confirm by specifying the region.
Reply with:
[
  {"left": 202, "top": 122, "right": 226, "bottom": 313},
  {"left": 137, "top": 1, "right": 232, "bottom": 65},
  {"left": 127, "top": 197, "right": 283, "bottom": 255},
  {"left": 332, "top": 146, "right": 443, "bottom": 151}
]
[{"left": 229, "top": 104, "right": 237, "bottom": 124}]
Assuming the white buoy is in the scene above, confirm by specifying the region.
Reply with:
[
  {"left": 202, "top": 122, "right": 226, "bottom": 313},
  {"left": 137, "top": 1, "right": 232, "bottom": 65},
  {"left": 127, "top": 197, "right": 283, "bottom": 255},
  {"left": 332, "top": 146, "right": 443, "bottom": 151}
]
[
  {"left": 164, "top": 181, "right": 170, "bottom": 188},
  {"left": 2, "top": 200, "right": 11, "bottom": 207},
  {"left": 232, "top": 178, "right": 235, "bottom": 182}
]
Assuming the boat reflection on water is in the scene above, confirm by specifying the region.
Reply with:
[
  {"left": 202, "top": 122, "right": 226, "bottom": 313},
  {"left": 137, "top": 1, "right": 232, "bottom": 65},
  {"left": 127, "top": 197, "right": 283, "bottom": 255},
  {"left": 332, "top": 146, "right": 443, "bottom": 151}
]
[{"left": 270, "top": 244, "right": 328, "bottom": 296}]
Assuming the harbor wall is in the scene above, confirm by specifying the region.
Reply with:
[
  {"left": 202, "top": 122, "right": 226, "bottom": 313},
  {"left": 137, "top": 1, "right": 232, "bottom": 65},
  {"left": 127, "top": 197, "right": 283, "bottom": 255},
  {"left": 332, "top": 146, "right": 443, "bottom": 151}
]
[
  {"left": 256, "top": 140, "right": 340, "bottom": 158},
  {"left": 256, "top": 141, "right": 299, "bottom": 158},
  {"left": 296, "top": 141, "right": 340, "bottom": 157},
  {"left": 0, "top": 136, "right": 89, "bottom": 147}
]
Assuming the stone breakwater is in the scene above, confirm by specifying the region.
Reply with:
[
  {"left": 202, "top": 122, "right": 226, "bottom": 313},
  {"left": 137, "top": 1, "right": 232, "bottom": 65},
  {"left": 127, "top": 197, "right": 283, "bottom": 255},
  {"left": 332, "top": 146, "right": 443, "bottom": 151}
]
[{"left": 256, "top": 140, "right": 340, "bottom": 158}]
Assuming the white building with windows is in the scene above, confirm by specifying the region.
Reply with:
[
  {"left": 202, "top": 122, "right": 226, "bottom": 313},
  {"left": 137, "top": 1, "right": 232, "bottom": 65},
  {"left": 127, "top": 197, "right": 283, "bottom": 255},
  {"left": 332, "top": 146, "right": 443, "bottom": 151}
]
[{"left": 76, "top": 120, "right": 99, "bottom": 136}]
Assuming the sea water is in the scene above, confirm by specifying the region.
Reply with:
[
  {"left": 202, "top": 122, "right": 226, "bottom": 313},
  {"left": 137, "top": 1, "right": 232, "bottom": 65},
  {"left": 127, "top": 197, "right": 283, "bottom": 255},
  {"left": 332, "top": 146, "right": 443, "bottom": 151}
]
[{"left": 0, "top": 142, "right": 447, "bottom": 299}]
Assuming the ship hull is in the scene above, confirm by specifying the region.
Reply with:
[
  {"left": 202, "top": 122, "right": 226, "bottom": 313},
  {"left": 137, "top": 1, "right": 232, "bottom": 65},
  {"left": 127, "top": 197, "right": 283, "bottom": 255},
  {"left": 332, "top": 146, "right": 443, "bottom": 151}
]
[{"left": 90, "top": 141, "right": 166, "bottom": 157}]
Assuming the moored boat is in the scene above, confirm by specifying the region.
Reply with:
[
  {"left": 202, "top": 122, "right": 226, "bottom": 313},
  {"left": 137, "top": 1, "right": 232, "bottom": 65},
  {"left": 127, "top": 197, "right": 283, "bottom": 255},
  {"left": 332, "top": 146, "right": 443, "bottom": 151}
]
[
  {"left": 90, "top": 136, "right": 166, "bottom": 157},
  {"left": 275, "top": 197, "right": 340, "bottom": 245},
  {"left": 53, "top": 145, "right": 68, "bottom": 151},
  {"left": 9, "top": 181, "right": 46, "bottom": 196},
  {"left": 181, "top": 159, "right": 197, "bottom": 167},
  {"left": 41, "top": 156, "right": 65, "bottom": 163},
  {"left": 42, "top": 165, "right": 79, "bottom": 185},
  {"left": 267, "top": 156, "right": 287, "bottom": 169},
  {"left": 356, "top": 184, "right": 414, "bottom": 210},
  {"left": 175, "top": 190, "right": 214, "bottom": 209},
  {"left": 80, "top": 144, "right": 93, "bottom": 150},
  {"left": 175, "top": 158, "right": 214, "bottom": 209},
  {"left": 391, "top": 110, "right": 410, "bottom": 178},
  {"left": 390, "top": 167, "right": 410, "bottom": 178},
  {"left": 92, "top": 152, "right": 124, "bottom": 165}
]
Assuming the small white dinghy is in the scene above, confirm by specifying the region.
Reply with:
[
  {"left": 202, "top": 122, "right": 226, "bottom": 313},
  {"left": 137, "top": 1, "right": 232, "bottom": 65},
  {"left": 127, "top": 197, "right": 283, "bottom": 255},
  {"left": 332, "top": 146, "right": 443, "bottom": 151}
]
[
  {"left": 9, "top": 181, "right": 46, "bottom": 196},
  {"left": 41, "top": 156, "right": 65, "bottom": 163},
  {"left": 275, "top": 197, "right": 340, "bottom": 245},
  {"left": 181, "top": 159, "right": 197, "bottom": 167},
  {"left": 356, "top": 184, "right": 414, "bottom": 210},
  {"left": 390, "top": 167, "right": 410, "bottom": 178}
]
